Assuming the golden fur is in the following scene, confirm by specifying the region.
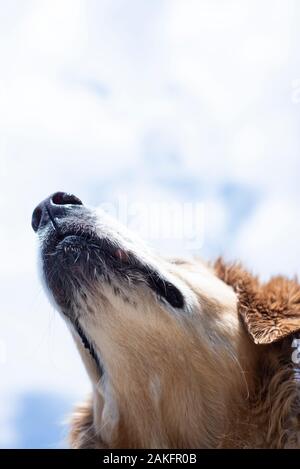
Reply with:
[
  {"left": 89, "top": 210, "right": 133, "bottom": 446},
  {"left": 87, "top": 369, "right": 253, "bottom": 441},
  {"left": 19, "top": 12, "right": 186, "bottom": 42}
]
[{"left": 68, "top": 257, "right": 300, "bottom": 448}]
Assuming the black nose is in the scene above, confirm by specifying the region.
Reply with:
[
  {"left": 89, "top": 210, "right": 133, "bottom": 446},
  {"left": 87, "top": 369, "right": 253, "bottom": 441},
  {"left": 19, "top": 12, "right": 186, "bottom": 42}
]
[{"left": 31, "top": 192, "right": 83, "bottom": 232}]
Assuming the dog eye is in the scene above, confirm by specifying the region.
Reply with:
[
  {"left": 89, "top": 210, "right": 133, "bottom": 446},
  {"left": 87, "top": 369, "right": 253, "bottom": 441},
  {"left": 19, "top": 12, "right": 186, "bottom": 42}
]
[
  {"left": 162, "top": 281, "right": 185, "bottom": 309},
  {"left": 147, "top": 272, "right": 185, "bottom": 309}
]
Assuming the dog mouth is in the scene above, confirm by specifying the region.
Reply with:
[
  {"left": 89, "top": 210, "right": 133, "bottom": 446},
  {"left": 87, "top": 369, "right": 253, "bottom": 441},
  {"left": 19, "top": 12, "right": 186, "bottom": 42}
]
[{"left": 41, "top": 222, "right": 185, "bottom": 312}]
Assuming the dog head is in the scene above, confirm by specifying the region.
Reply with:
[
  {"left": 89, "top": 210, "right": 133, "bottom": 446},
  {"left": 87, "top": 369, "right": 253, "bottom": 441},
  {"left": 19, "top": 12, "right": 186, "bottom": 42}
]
[{"left": 32, "top": 192, "right": 254, "bottom": 448}]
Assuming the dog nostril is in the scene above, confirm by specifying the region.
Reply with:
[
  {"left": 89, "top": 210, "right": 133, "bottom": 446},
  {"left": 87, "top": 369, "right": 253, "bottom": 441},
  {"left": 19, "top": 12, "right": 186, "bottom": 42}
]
[
  {"left": 31, "top": 206, "right": 43, "bottom": 232},
  {"left": 51, "top": 192, "right": 83, "bottom": 206},
  {"left": 32, "top": 192, "right": 83, "bottom": 233}
]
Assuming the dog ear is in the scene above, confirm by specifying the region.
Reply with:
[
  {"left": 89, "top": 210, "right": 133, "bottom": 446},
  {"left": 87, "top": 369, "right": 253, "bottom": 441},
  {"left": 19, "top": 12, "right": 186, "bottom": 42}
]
[
  {"left": 239, "top": 276, "right": 300, "bottom": 345},
  {"left": 215, "top": 259, "right": 300, "bottom": 345}
]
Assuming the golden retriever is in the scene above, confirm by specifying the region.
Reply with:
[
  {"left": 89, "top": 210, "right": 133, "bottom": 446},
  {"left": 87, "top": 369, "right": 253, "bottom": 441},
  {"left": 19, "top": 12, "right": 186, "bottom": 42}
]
[{"left": 31, "top": 192, "right": 300, "bottom": 448}]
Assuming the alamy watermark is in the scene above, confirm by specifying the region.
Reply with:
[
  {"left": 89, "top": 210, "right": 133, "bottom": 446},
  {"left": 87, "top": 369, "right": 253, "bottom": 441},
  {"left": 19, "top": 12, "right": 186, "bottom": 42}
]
[
  {"left": 99, "top": 196, "right": 205, "bottom": 252},
  {"left": 292, "top": 338, "right": 300, "bottom": 365}
]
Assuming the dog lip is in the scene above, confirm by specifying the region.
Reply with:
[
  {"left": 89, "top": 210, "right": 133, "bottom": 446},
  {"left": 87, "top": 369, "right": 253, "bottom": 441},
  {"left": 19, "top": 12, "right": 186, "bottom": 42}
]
[
  {"left": 50, "top": 229, "right": 99, "bottom": 250},
  {"left": 47, "top": 229, "right": 129, "bottom": 265},
  {"left": 73, "top": 319, "right": 103, "bottom": 376},
  {"left": 56, "top": 233, "right": 89, "bottom": 247}
]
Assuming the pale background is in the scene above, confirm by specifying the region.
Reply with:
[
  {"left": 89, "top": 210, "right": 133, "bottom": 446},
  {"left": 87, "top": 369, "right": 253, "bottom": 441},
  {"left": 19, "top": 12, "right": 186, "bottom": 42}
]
[{"left": 1, "top": 0, "right": 300, "bottom": 448}]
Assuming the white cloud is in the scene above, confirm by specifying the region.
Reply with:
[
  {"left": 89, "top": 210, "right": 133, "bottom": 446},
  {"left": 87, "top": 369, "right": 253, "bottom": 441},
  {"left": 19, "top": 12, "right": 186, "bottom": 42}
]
[{"left": 231, "top": 197, "right": 300, "bottom": 279}]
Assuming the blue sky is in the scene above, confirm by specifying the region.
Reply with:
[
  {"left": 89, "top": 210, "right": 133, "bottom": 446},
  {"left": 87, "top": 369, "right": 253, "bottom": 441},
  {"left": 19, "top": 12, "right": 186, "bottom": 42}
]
[{"left": 0, "top": 0, "right": 300, "bottom": 448}]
